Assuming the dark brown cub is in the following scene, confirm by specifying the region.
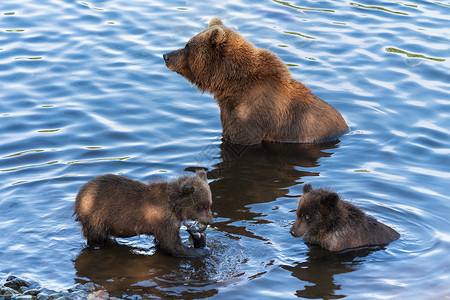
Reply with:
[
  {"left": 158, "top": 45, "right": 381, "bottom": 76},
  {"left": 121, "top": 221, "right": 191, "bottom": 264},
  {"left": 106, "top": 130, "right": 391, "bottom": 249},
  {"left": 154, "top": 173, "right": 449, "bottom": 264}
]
[
  {"left": 74, "top": 170, "right": 213, "bottom": 258},
  {"left": 290, "top": 184, "right": 400, "bottom": 251}
]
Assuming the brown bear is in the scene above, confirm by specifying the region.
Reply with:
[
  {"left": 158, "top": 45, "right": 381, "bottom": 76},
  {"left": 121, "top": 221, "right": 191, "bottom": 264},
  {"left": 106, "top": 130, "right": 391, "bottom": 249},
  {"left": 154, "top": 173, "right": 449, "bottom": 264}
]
[
  {"left": 74, "top": 170, "right": 213, "bottom": 258},
  {"left": 290, "top": 184, "right": 400, "bottom": 251},
  {"left": 163, "top": 18, "right": 349, "bottom": 145}
]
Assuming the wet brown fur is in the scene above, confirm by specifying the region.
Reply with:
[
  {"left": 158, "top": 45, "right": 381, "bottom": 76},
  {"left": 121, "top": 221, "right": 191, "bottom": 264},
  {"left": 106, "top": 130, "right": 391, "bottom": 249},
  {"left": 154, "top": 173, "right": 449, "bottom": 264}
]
[
  {"left": 164, "top": 18, "right": 349, "bottom": 145},
  {"left": 290, "top": 184, "right": 400, "bottom": 251},
  {"left": 74, "top": 170, "right": 213, "bottom": 258}
]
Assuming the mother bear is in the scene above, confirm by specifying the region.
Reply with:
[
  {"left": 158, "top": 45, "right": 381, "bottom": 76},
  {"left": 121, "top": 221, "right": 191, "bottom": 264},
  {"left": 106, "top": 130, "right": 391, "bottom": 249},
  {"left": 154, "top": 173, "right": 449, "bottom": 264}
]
[{"left": 164, "top": 18, "right": 348, "bottom": 145}]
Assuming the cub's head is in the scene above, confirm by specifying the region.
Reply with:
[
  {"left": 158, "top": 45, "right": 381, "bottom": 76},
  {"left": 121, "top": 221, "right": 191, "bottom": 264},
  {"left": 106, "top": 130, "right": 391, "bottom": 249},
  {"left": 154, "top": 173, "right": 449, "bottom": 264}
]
[
  {"left": 163, "top": 18, "right": 258, "bottom": 94},
  {"left": 172, "top": 170, "right": 213, "bottom": 225},
  {"left": 290, "top": 184, "right": 341, "bottom": 239}
]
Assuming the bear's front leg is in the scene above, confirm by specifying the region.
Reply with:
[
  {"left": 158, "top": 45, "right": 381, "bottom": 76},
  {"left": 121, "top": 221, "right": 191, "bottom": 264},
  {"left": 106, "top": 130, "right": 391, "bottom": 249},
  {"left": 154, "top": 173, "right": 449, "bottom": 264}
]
[
  {"left": 160, "top": 236, "right": 210, "bottom": 258},
  {"left": 155, "top": 222, "right": 210, "bottom": 258},
  {"left": 172, "top": 244, "right": 211, "bottom": 258}
]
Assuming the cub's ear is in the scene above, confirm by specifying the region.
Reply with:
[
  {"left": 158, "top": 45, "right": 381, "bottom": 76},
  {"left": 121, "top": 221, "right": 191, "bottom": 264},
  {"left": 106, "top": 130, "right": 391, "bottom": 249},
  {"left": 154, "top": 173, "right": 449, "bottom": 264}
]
[
  {"left": 303, "top": 184, "right": 312, "bottom": 194},
  {"left": 320, "top": 192, "right": 339, "bottom": 207},
  {"left": 196, "top": 169, "right": 207, "bottom": 181},
  {"left": 209, "top": 27, "right": 226, "bottom": 45},
  {"left": 181, "top": 181, "right": 195, "bottom": 195},
  {"left": 209, "top": 17, "right": 224, "bottom": 27}
]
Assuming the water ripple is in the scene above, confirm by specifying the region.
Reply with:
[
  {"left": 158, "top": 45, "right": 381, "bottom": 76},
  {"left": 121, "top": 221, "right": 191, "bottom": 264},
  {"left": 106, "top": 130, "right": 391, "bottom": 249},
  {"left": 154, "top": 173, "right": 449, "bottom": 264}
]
[{"left": 0, "top": 0, "right": 449, "bottom": 298}]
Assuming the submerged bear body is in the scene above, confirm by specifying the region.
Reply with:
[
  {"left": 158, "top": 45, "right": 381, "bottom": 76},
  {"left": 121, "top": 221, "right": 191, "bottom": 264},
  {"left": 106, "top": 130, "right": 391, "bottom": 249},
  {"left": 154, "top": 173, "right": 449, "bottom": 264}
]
[
  {"left": 164, "top": 18, "right": 348, "bottom": 145},
  {"left": 74, "top": 171, "right": 213, "bottom": 258},
  {"left": 290, "top": 184, "right": 400, "bottom": 251}
]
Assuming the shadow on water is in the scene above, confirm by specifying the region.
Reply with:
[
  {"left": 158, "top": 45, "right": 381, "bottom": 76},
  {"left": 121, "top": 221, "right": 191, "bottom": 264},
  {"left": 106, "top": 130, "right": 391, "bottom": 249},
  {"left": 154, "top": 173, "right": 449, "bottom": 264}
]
[
  {"left": 282, "top": 245, "right": 383, "bottom": 299},
  {"left": 207, "top": 140, "right": 340, "bottom": 239},
  {"left": 73, "top": 240, "right": 220, "bottom": 299}
]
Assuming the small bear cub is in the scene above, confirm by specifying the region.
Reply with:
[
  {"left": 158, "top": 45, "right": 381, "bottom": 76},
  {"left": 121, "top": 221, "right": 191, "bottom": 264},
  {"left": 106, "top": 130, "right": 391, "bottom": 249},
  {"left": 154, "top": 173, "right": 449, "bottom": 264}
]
[
  {"left": 290, "top": 184, "right": 400, "bottom": 251},
  {"left": 74, "top": 170, "right": 213, "bottom": 258}
]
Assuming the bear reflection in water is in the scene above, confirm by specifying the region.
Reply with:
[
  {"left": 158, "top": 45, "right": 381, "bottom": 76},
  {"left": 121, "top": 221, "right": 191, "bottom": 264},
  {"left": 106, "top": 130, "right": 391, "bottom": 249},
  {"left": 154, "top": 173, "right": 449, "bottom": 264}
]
[
  {"left": 207, "top": 140, "right": 340, "bottom": 239},
  {"left": 73, "top": 240, "right": 219, "bottom": 299},
  {"left": 282, "top": 245, "right": 383, "bottom": 299}
]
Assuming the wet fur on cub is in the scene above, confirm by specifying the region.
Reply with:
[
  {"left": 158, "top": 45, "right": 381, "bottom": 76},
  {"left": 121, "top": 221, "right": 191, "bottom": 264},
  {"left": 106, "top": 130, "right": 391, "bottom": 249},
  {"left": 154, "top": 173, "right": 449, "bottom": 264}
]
[
  {"left": 74, "top": 170, "right": 213, "bottom": 258},
  {"left": 290, "top": 184, "right": 400, "bottom": 251}
]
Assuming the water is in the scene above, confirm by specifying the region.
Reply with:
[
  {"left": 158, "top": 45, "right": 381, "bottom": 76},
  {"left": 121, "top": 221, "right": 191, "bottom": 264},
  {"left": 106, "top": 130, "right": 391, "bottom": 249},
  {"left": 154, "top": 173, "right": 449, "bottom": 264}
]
[{"left": 1, "top": 0, "right": 449, "bottom": 299}]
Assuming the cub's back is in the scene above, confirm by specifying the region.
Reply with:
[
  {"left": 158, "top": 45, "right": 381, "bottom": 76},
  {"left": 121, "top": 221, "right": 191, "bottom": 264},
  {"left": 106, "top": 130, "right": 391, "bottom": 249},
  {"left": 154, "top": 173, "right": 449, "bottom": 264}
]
[{"left": 75, "top": 174, "right": 150, "bottom": 218}]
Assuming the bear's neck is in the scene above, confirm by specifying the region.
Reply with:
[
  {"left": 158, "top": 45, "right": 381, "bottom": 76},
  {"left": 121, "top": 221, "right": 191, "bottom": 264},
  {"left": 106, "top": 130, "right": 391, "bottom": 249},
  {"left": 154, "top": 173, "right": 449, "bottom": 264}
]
[{"left": 209, "top": 50, "right": 310, "bottom": 106}]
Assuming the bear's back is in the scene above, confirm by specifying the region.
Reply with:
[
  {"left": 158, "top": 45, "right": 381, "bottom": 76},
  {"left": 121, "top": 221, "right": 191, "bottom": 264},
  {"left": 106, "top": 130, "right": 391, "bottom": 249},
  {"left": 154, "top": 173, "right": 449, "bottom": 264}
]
[
  {"left": 75, "top": 174, "right": 164, "bottom": 219},
  {"left": 325, "top": 203, "right": 400, "bottom": 251}
]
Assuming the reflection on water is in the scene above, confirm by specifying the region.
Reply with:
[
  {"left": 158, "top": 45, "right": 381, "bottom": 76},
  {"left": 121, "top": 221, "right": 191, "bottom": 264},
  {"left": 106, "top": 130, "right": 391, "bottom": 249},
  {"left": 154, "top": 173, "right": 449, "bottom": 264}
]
[
  {"left": 73, "top": 237, "right": 245, "bottom": 298},
  {"left": 208, "top": 140, "right": 339, "bottom": 239},
  {"left": 385, "top": 47, "right": 446, "bottom": 62},
  {"left": 74, "top": 240, "right": 221, "bottom": 298},
  {"left": 282, "top": 246, "right": 381, "bottom": 299},
  {"left": 349, "top": 2, "right": 408, "bottom": 15}
]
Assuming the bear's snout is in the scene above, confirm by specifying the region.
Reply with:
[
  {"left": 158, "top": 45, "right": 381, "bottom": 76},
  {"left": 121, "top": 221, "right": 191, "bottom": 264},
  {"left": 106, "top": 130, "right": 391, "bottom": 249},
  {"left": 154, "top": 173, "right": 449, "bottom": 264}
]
[
  {"left": 206, "top": 215, "right": 214, "bottom": 225},
  {"left": 163, "top": 49, "right": 186, "bottom": 73},
  {"left": 163, "top": 49, "right": 181, "bottom": 65},
  {"left": 198, "top": 213, "right": 214, "bottom": 226},
  {"left": 163, "top": 51, "right": 179, "bottom": 64},
  {"left": 290, "top": 227, "right": 297, "bottom": 237}
]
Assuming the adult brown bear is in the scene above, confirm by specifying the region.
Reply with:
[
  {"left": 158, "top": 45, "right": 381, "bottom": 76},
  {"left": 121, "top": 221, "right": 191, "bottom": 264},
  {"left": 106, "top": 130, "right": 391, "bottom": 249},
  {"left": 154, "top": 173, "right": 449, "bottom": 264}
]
[{"left": 164, "top": 18, "right": 348, "bottom": 145}]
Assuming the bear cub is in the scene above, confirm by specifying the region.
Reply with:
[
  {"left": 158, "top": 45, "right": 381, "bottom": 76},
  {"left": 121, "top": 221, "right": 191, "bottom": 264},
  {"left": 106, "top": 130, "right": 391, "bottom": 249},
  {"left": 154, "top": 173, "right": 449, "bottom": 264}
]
[
  {"left": 164, "top": 18, "right": 348, "bottom": 145},
  {"left": 290, "top": 184, "right": 400, "bottom": 251},
  {"left": 74, "top": 170, "right": 213, "bottom": 258}
]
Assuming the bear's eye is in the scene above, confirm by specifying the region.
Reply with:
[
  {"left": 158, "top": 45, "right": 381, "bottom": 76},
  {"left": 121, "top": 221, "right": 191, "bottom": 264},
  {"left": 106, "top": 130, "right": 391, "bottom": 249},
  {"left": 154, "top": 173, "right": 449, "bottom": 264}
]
[
  {"left": 198, "top": 205, "right": 207, "bottom": 211},
  {"left": 303, "top": 214, "right": 310, "bottom": 221}
]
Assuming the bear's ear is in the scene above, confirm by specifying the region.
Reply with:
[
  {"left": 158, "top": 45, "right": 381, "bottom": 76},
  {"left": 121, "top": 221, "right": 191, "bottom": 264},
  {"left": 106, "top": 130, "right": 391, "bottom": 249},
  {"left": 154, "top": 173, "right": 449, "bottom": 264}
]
[
  {"left": 209, "top": 27, "right": 226, "bottom": 45},
  {"left": 181, "top": 181, "right": 195, "bottom": 195},
  {"left": 196, "top": 169, "right": 207, "bottom": 181},
  {"left": 209, "top": 17, "right": 224, "bottom": 28},
  {"left": 320, "top": 192, "right": 339, "bottom": 207},
  {"left": 303, "top": 184, "right": 312, "bottom": 194}
]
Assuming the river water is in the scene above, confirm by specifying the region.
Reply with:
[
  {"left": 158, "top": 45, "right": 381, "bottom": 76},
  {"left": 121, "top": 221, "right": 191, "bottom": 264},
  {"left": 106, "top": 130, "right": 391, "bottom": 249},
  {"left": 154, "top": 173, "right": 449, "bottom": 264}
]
[{"left": 1, "top": 0, "right": 449, "bottom": 299}]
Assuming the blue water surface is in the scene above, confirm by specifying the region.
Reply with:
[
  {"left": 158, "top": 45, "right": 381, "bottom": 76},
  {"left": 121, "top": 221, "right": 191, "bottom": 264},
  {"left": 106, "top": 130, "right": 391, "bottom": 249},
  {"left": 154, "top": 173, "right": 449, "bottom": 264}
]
[{"left": 1, "top": 0, "right": 449, "bottom": 299}]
